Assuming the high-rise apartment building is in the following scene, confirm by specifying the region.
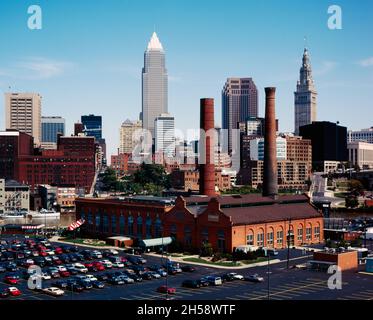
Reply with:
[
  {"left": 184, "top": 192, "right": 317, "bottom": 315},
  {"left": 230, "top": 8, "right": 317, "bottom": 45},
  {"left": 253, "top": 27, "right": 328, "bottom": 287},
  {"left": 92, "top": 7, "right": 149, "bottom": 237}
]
[
  {"left": 154, "top": 113, "right": 175, "bottom": 157},
  {"left": 294, "top": 48, "right": 317, "bottom": 135},
  {"left": 120, "top": 119, "right": 142, "bottom": 154},
  {"left": 142, "top": 32, "right": 168, "bottom": 136},
  {"left": 222, "top": 78, "right": 258, "bottom": 153},
  {"left": 41, "top": 116, "right": 65, "bottom": 143},
  {"left": 5, "top": 92, "right": 42, "bottom": 145},
  {"left": 81, "top": 114, "right": 102, "bottom": 140}
]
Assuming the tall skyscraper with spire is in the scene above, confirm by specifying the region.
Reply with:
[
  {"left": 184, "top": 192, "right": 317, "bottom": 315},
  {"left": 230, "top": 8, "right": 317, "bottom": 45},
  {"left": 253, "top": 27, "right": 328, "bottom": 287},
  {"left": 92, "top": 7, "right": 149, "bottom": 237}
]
[
  {"left": 294, "top": 48, "right": 317, "bottom": 135},
  {"left": 142, "top": 32, "right": 168, "bottom": 137}
]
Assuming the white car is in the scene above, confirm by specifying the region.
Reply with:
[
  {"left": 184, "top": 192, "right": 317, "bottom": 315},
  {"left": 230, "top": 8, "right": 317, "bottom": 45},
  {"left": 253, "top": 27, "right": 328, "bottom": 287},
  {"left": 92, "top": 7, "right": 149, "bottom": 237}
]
[
  {"left": 228, "top": 272, "right": 244, "bottom": 280},
  {"left": 42, "top": 287, "right": 65, "bottom": 297},
  {"left": 74, "top": 263, "right": 88, "bottom": 273},
  {"left": 46, "top": 250, "right": 55, "bottom": 256},
  {"left": 41, "top": 273, "right": 51, "bottom": 280},
  {"left": 91, "top": 251, "right": 103, "bottom": 259},
  {"left": 85, "top": 274, "right": 98, "bottom": 282},
  {"left": 100, "top": 260, "right": 113, "bottom": 268},
  {"left": 57, "top": 266, "right": 67, "bottom": 272},
  {"left": 109, "top": 249, "right": 119, "bottom": 255},
  {"left": 112, "top": 262, "right": 124, "bottom": 268}
]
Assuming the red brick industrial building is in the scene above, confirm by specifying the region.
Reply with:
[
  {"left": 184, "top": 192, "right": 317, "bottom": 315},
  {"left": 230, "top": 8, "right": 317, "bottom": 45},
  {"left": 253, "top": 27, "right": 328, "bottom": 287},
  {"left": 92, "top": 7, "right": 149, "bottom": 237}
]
[
  {"left": 76, "top": 194, "right": 323, "bottom": 252},
  {"left": 0, "top": 130, "right": 96, "bottom": 193}
]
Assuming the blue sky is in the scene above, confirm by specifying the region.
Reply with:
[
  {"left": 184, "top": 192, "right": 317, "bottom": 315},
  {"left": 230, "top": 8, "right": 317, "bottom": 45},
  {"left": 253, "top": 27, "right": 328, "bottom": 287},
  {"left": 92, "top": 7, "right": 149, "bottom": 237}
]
[{"left": 1, "top": 0, "right": 373, "bottom": 160}]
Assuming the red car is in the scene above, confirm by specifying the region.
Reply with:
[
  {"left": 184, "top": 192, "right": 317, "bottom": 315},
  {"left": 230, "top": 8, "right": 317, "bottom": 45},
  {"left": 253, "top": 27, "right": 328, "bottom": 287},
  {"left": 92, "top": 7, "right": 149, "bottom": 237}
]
[
  {"left": 7, "top": 287, "right": 21, "bottom": 297},
  {"left": 84, "top": 262, "right": 94, "bottom": 268},
  {"left": 54, "top": 247, "right": 63, "bottom": 255},
  {"left": 59, "top": 271, "right": 70, "bottom": 277},
  {"left": 92, "top": 262, "right": 105, "bottom": 271},
  {"left": 39, "top": 251, "right": 48, "bottom": 257},
  {"left": 157, "top": 286, "right": 176, "bottom": 294},
  {"left": 4, "top": 275, "right": 19, "bottom": 285}
]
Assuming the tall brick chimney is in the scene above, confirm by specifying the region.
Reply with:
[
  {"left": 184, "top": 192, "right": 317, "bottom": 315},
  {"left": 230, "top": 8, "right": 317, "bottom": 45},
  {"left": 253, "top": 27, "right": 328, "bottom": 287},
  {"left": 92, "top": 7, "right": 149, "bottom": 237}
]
[
  {"left": 263, "top": 87, "right": 278, "bottom": 197},
  {"left": 199, "top": 98, "right": 216, "bottom": 196}
]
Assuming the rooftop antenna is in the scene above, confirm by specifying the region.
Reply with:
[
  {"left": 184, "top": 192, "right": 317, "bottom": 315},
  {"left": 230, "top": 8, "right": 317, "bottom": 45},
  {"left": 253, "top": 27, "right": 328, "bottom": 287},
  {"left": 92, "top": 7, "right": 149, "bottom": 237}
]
[{"left": 304, "top": 36, "right": 308, "bottom": 50}]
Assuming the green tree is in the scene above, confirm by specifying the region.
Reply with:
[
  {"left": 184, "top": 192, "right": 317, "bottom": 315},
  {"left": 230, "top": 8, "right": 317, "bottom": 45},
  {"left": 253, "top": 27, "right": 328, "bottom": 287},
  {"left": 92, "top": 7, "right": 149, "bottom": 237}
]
[{"left": 345, "top": 195, "right": 359, "bottom": 209}]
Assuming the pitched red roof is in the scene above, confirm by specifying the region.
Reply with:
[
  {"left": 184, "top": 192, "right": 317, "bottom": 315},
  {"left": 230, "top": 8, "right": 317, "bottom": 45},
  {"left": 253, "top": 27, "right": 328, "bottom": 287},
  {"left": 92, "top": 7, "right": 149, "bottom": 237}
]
[{"left": 222, "top": 202, "right": 322, "bottom": 226}]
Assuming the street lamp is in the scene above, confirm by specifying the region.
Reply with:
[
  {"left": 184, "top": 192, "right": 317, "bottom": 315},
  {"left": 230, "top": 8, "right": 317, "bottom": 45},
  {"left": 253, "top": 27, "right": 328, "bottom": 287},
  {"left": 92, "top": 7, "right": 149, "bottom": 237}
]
[
  {"left": 287, "top": 218, "right": 292, "bottom": 269},
  {"left": 267, "top": 251, "right": 270, "bottom": 300}
]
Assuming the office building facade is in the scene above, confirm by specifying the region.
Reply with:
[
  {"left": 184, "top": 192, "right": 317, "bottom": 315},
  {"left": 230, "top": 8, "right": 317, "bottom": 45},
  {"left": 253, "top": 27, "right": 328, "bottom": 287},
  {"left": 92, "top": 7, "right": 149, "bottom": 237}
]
[
  {"left": 348, "top": 127, "right": 373, "bottom": 144},
  {"left": 41, "top": 116, "right": 65, "bottom": 143},
  {"left": 142, "top": 32, "right": 168, "bottom": 136},
  {"left": 5, "top": 92, "right": 42, "bottom": 145},
  {"left": 81, "top": 114, "right": 102, "bottom": 140},
  {"left": 154, "top": 113, "right": 175, "bottom": 157},
  {"left": 120, "top": 119, "right": 142, "bottom": 154}
]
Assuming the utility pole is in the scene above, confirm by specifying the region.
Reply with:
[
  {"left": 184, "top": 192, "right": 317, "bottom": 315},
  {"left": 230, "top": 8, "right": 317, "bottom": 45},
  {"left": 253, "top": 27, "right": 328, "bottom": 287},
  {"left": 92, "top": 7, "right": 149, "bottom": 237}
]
[
  {"left": 287, "top": 218, "right": 292, "bottom": 269},
  {"left": 267, "top": 252, "right": 270, "bottom": 300}
]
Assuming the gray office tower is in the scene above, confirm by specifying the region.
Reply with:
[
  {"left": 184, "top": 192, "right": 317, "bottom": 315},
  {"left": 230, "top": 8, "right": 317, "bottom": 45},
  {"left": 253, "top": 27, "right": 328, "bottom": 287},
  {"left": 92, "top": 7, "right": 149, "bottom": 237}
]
[
  {"left": 222, "top": 78, "right": 258, "bottom": 153},
  {"left": 142, "top": 32, "right": 168, "bottom": 137},
  {"left": 41, "top": 116, "right": 65, "bottom": 143}
]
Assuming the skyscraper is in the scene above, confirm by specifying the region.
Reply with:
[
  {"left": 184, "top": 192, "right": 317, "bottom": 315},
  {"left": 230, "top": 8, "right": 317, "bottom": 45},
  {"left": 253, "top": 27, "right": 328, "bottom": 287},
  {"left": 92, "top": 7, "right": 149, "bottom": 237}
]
[
  {"left": 5, "top": 92, "right": 42, "bottom": 146},
  {"left": 41, "top": 116, "right": 65, "bottom": 143},
  {"left": 142, "top": 32, "right": 168, "bottom": 137},
  {"left": 81, "top": 114, "right": 102, "bottom": 140},
  {"left": 222, "top": 78, "right": 258, "bottom": 153},
  {"left": 154, "top": 113, "right": 175, "bottom": 157},
  {"left": 294, "top": 48, "right": 317, "bottom": 135}
]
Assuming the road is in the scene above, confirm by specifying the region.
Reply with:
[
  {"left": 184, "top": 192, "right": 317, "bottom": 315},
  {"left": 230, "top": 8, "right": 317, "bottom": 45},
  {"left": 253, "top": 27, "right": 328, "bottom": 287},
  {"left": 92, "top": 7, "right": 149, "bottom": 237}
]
[{"left": 311, "top": 172, "right": 344, "bottom": 208}]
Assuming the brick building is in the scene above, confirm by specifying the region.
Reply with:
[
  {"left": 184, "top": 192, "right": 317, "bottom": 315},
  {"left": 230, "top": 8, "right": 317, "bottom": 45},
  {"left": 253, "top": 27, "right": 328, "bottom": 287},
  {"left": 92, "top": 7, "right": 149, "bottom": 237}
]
[
  {"left": 76, "top": 194, "right": 323, "bottom": 253},
  {"left": 0, "top": 130, "right": 96, "bottom": 193}
]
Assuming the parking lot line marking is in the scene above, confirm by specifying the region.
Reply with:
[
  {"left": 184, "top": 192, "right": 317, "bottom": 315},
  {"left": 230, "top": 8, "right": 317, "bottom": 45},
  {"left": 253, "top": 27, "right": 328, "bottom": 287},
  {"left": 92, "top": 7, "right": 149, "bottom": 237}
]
[
  {"left": 178, "top": 288, "right": 205, "bottom": 295},
  {"left": 250, "top": 279, "right": 328, "bottom": 300},
  {"left": 347, "top": 293, "right": 373, "bottom": 300},
  {"left": 274, "top": 284, "right": 323, "bottom": 294}
]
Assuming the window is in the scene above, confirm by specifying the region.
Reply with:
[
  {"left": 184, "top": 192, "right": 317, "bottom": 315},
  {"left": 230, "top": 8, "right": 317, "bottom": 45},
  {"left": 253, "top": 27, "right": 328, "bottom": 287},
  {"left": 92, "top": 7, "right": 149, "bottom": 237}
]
[
  {"left": 155, "top": 217, "right": 162, "bottom": 238},
  {"left": 306, "top": 227, "right": 312, "bottom": 241},
  {"left": 137, "top": 216, "right": 143, "bottom": 239},
  {"left": 267, "top": 231, "right": 274, "bottom": 246},
  {"left": 111, "top": 215, "right": 117, "bottom": 234},
  {"left": 217, "top": 230, "right": 225, "bottom": 252},
  {"left": 119, "top": 215, "right": 125, "bottom": 235},
  {"left": 184, "top": 226, "right": 192, "bottom": 246},
  {"left": 257, "top": 232, "right": 264, "bottom": 247},
  {"left": 95, "top": 214, "right": 101, "bottom": 231},
  {"left": 80, "top": 210, "right": 85, "bottom": 221},
  {"left": 314, "top": 226, "right": 320, "bottom": 238},
  {"left": 201, "top": 228, "right": 209, "bottom": 244},
  {"left": 170, "top": 224, "right": 177, "bottom": 240},
  {"left": 128, "top": 215, "right": 134, "bottom": 236},
  {"left": 247, "top": 233, "right": 254, "bottom": 245},
  {"left": 146, "top": 216, "right": 152, "bottom": 239},
  {"left": 297, "top": 228, "right": 303, "bottom": 241},
  {"left": 102, "top": 214, "right": 109, "bottom": 233},
  {"left": 277, "top": 230, "right": 283, "bottom": 244}
]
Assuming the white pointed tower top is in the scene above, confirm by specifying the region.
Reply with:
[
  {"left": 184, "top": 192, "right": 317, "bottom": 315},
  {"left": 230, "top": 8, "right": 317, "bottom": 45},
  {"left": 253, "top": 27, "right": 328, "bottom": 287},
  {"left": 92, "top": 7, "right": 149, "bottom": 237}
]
[{"left": 147, "top": 32, "right": 163, "bottom": 51}]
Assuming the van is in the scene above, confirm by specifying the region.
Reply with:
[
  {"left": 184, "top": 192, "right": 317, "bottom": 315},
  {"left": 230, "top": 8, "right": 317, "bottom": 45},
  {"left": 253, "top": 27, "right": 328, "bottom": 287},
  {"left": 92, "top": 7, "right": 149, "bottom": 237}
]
[{"left": 235, "top": 245, "right": 259, "bottom": 254}]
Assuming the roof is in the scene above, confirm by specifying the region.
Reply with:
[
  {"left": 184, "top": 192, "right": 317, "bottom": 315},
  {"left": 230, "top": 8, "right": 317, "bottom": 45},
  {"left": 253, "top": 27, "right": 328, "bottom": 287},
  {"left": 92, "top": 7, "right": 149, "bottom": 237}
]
[
  {"left": 107, "top": 236, "right": 132, "bottom": 241},
  {"left": 185, "top": 194, "right": 309, "bottom": 207},
  {"left": 147, "top": 32, "right": 163, "bottom": 51},
  {"left": 222, "top": 202, "right": 322, "bottom": 226}
]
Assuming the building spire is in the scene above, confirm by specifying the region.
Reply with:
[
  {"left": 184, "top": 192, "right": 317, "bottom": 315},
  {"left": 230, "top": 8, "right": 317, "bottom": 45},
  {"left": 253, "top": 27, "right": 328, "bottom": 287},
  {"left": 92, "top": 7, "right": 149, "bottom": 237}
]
[{"left": 147, "top": 32, "right": 163, "bottom": 51}]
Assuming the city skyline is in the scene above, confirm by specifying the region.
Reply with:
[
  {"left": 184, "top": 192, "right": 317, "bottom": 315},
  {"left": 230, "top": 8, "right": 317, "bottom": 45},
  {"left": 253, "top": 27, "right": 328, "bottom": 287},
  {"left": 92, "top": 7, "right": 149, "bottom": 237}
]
[{"left": 0, "top": 0, "right": 373, "bottom": 160}]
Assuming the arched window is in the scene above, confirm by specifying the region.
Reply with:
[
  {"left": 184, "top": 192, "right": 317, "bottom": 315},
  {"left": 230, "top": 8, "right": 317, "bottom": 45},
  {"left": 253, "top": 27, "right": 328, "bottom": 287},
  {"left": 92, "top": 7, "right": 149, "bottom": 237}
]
[
  {"left": 119, "top": 214, "right": 125, "bottom": 235},
  {"left": 257, "top": 228, "right": 264, "bottom": 247},
  {"left": 277, "top": 227, "right": 284, "bottom": 246},
  {"left": 154, "top": 217, "right": 162, "bottom": 238},
  {"left": 297, "top": 224, "right": 304, "bottom": 242},
  {"left": 314, "top": 222, "right": 321, "bottom": 239},
  {"left": 247, "top": 230, "right": 254, "bottom": 245},
  {"left": 137, "top": 216, "right": 143, "bottom": 239},
  {"left": 184, "top": 226, "right": 192, "bottom": 246},
  {"left": 128, "top": 215, "right": 134, "bottom": 236},
  {"left": 267, "top": 227, "right": 274, "bottom": 247},
  {"left": 217, "top": 230, "right": 225, "bottom": 252},
  {"left": 146, "top": 216, "right": 152, "bottom": 239},
  {"left": 306, "top": 223, "right": 312, "bottom": 241},
  {"left": 111, "top": 214, "right": 117, "bottom": 235}
]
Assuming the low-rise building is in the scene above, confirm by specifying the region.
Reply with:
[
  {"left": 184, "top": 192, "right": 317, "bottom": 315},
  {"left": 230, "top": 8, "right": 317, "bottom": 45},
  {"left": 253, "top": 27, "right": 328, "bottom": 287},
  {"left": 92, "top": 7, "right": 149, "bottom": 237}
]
[
  {"left": 312, "top": 250, "right": 358, "bottom": 272},
  {"left": 348, "top": 141, "right": 373, "bottom": 170},
  {"left": 0, "top": 179, "right": 30, "bottom": 213}
]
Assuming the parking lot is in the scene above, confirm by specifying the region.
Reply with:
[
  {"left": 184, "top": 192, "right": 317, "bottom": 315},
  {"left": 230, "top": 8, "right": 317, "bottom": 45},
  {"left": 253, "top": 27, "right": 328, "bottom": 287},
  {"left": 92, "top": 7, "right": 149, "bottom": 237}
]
[{"left": 0, "top": 236, "right": 372, "bottom": 301}]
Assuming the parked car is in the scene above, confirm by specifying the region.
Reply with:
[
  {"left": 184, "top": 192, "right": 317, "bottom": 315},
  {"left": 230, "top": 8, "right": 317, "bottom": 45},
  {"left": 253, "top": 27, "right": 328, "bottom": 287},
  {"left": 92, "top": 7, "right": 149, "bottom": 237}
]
[
  {"left": 127, "top": 273, "right": 143, "bottom": 282},
  {"left": 244, "top": 274, "right": 264, "bottom": 283},
  {"left": 6, "top": 287, "right": 22, "bottom": 297},
  {"left": 91, "top": 280, "right": 105, "bottom": 289},
  {"left": 157, "top": 285, "right": 176, "bottom": 294},
  {"left": 74, "top": 263, "right": 88, "bottom": 273},
  {"left": 198, "top": 277, "right": 210, "bottom": 287},
  {"left": 0, "top": 289, "right": 10, "bottom": 298},
  {"left": 52, "top": 280, "right": 69, "bottom": 289},
  {"left": 77, "top": 279, "right": 93, "bottom": 290},
  {"left": 4, "top": 275, "right": 20, "bottom": 284},
  {"left": 148, "top": 271, "right": 161, "bottom": 279},
  {"left": 100, "top": 260, "right": 113, "bottom": 269},
  {"left": 108, "top": 277, "right": 125, "bottom": 285},
  {"left": 181, "top": 265, "right": 196, "bottom": 272},
  {"left": 221, "top": 273, "right": 235, "bottom": 282},
  {"left": 85, "top": 274, "right": 98, "bottom": 282},
  {"left": 182, "top": 280, "right": 201, "bottom": 288},
  {"left": 42, "top": 287, "right": 65, "bottom": 297},
  {"left": 96, "top": 274, "right": 110, "bottom": 281},
  {"left": 206, "top": 276, "right": 223, "bottom": 286}
]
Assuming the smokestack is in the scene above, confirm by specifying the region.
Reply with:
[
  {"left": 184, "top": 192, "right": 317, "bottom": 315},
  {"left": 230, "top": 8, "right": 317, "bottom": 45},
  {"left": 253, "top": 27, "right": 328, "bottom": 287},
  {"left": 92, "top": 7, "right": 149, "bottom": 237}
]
[
  {"left": 263, "top": 87, "right": 278, "bottom": 197},
  {"left": 199, "top": 98, "right": 216, "bottom": 196}
]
